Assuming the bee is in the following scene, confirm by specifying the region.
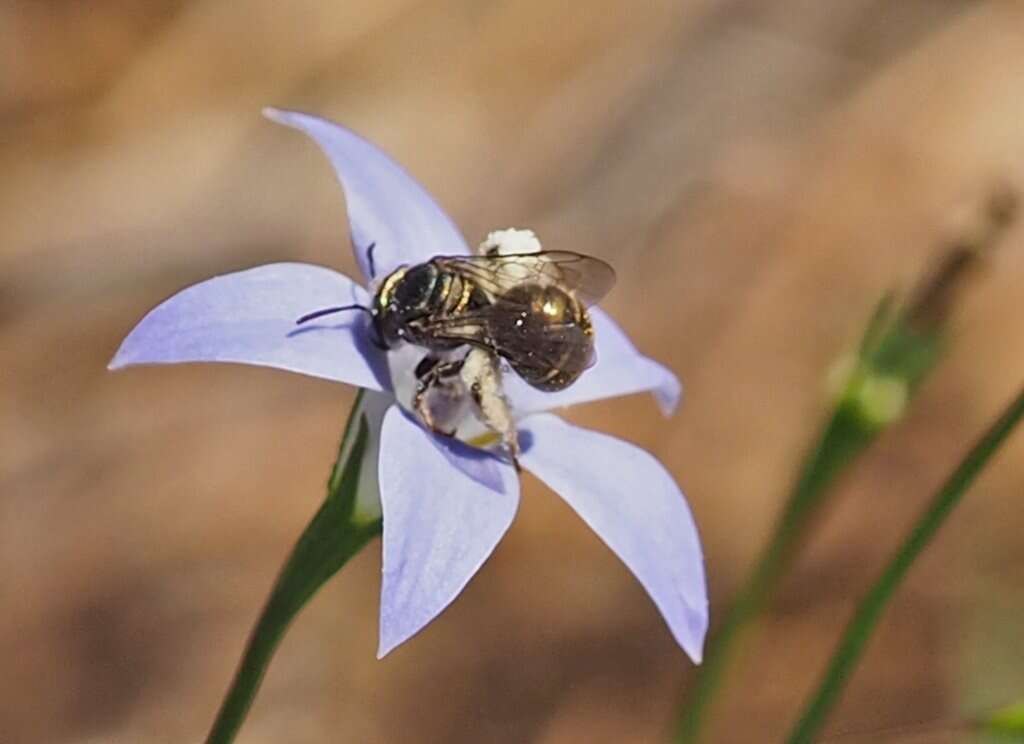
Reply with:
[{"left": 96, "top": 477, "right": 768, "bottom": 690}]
[{"left": 296, "top": 244, "right": 616, "bottom": 467}]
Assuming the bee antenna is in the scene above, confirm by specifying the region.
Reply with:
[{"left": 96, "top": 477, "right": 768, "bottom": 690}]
[
  {"left": 366, "top": 242, "right": 377, "bottom": 279},
  {"left": 295, "top": 304, "right": 372, "bottom": 325}
]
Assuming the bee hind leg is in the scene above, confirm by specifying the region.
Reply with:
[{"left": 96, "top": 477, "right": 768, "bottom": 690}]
[{"left": 459, "top": 347, "right": 521, "bottom": 470}]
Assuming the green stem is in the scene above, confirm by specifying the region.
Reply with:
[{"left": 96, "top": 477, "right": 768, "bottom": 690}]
[
  {"left": 205, "top": 395, "right": 382, "bottom": 744},
  {"left": 675, "top": 406, "right": 877, "bottom": 742},
  {"left": 787, "top": 384, "right": 1024, "bottom": 744},
  {"left": 985, "top": 699, "right": 1024, "bottom": 735}
]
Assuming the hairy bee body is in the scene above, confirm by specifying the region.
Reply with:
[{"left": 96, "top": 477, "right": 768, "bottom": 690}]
[{"left": 371, "top": 251, "right": 610, "bottom": 392}]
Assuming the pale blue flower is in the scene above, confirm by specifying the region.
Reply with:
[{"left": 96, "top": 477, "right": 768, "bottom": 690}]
[{"left": 110, "top": 108, "right": 707, "bottom": 661}]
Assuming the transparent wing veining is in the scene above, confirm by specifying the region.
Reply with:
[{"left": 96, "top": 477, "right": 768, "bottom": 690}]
[
  {"left": 434, "top": 251, "right": 616, "bottom": 306},
  {"left": 415, "top": 293, "right": 596, "bottom": 391}
]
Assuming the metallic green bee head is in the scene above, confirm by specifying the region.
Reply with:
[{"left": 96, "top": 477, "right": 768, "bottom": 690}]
[{"left": 372, "top": 263, "right": 441, "bottom": 348}]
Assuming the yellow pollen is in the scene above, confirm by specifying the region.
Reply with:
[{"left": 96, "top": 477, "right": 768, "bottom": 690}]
[{"left": 466, "top": 432, "right": 501, "bottom": 449}]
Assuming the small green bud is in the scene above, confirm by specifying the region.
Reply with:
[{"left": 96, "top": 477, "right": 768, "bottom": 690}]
[
  {"left": 852, "top": 373, "right": 908, "bottom": 427},
  {"left": 827, "top": 355, "right": 907, "bottom": 428}
]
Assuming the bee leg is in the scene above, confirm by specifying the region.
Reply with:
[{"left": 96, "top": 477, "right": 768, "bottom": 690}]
[
  {"left": 506, "top": 438, "right": 522, "bottom": 474},
  {"left": 413, "top": 355, "right": 465, "bottom": 437},
  {"left": 459, "top": 348, "right": 520, "bottom": 469}
]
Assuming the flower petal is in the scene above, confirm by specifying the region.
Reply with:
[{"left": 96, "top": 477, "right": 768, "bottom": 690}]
[
  {"left": 505, "top": 308, "right": 682, "bottom": 416},
  {"left": 378, "top": 406, "right": 519, "bottom": 657},
  {"left": 109, "top": 262, "right": 389, "bottom": 391},
  {"left": 519, "top": 413, "right": 707, "bottom": 662},
  {"left": 264, "top": 108, "right": 470, "bottom": 282}
]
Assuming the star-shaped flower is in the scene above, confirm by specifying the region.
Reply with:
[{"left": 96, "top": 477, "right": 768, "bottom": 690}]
[{"left": 110, "top": 108, "right": 708, "bottom": 661}]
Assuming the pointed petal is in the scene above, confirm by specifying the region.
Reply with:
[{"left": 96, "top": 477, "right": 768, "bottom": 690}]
[
  {"left": 505, "top": 308, "right": 681, "bottom": 416},
  {"left": 377, "top": 406, "right": 519, "bottom": 657},
  {"left": 109, "top": 263, "right": 389, "bottom": 391},
  {"left": 264, "top": 108, "right": 469, "bottom": 281},
  {"left": 519, "top": 414, "right": 707, "bottom": 662}
]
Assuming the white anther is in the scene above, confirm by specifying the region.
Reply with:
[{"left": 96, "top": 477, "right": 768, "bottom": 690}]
[{"left": 478, "top": 228, "right": 542, "bottom": 256}]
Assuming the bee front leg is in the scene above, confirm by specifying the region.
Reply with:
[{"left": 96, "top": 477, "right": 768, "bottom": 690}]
[
  {"left": 413, "top": 355, "right": 465, "bottom": 437},
  {"left": 459, "top": 347, "right": 521, "bottom": 471}
]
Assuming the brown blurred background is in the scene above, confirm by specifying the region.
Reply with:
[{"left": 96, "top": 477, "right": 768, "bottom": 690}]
[{"left": 4, "top": 1, "right": 1024, "bottom": 742}]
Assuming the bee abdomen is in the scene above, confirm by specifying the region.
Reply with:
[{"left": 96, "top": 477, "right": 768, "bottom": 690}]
[{"left": 490, "top": 284, "right": 593, "bottom": 392}]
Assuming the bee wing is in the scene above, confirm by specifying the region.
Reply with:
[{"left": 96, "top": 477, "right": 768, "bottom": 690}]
[
  {"left": 422, "top": 295, "right": 595, "bottom": 392},
  {"left": 415, "top": 313, "right": 493, "bottom": 346},
  {"left": 436, "top": 251, "right": 616, "bottom": 307}
]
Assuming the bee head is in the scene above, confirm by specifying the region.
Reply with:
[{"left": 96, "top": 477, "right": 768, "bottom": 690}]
[{"left": 372, "top": 263, "right": 439, "bottom": 347}]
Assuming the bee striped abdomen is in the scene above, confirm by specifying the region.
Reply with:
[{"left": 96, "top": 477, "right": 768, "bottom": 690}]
[{"left": 489, "top": 284, "right": 594, "bottom": 392}]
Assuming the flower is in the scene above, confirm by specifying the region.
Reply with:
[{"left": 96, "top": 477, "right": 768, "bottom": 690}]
[{"left": 109, "top": 108, "right": 708, "bottom": 662}]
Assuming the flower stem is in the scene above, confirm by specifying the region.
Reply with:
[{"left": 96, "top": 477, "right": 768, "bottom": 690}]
[
  {"left": 674, "top": 192, "right": 1014, "bottom": 743},
  {"left": 676, "top": 293, "right": 946, "bottom": 743},
  {"left": 205, "top": 392, "right": 382, "bottom": 744},
  {"left": 984, "top": 699, "right": 1024, "bottom": 735},
  {"left": 786, "top": 384, "right": 1024, "bottom": 744},
  {"left": 674, "top": 405, "right": 877, "bottom": 743}
]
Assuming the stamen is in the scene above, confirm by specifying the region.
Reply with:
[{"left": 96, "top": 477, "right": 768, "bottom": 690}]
[
  {"left": 466, "top": 432, "right": 501, "bottom": 449},
  {"left": 366, "top": 242, "right": 378, "bottom": 279}
]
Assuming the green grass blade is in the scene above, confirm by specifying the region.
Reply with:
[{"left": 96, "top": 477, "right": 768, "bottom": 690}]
[
  {"left": 787, "top": 384, "right": 1024, "bottom": 744},
  {"left": 674, "top": 405, "right": 878, "bottom": 742}
]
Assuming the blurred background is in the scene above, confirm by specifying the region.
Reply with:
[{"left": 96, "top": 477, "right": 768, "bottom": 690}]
[{"left": 4, "top": 1, "right": 1024, "bottom": 742}]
